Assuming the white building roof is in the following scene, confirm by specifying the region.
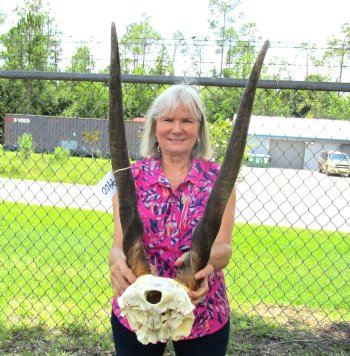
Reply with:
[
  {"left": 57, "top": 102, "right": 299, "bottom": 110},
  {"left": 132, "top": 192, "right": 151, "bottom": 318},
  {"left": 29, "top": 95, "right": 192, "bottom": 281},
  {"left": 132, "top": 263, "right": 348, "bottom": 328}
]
[{"left": 248, "top": 116, "right": 350, "bottom": 142}]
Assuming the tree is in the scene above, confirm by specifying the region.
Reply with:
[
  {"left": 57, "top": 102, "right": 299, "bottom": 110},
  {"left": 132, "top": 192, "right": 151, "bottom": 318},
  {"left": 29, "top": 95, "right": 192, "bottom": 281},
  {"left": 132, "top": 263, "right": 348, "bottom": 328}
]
[
  {"left": 190, "top": 36, "right": 209, "bottom": 77},
  {"left": 171, "top": 31, "right": 188, "bottom": 66},
  {"left": 299, "top": 43, "right": 324, "bottom": 80},
  {"left": 323, "top": 23, "right": 350, "bottom": 82},
  {"left": 208, "top": 0, "right": 262, "bottom": 79},
  {"left": 121, "top": 14, "right": 161, "bottom": 73},
  {"left": 59, "top": 46, "right": 108, "bottom": 118},
  {"left": 0, "top": 0, "right": 61, "bottom": 71},
  {"left": 223, "top": 23, "right": 261, "bottom": 78},
  {"left": 66, "top": 46, "right": 96, "bottom": 73},
  {"left": 201, "top": 86, "right": 242, "bottom": 123},
  {"left": 268, "top": 56, "right": 293, "bottom": 81},
  {"left": 208, "top": 0, "right": 241, "bottom": 77},
  {"left": 0, "top": 0, "right": 62, "bottom": 116},
  {"left": 149, "top": 44, "right": 174, "bottom": 76},
  {"left": 208, "top": 116, "right": 232, "bottom": 162},
  {"left": 0, "top": 10, "right": 5, "bottom": 26}
]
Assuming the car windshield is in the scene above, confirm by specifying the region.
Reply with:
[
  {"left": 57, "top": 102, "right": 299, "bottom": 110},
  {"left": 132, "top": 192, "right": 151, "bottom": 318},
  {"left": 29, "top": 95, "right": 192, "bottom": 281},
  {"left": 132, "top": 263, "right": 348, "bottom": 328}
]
[{"left": 330, "top": 153, "right": 349, "bottom": 160}]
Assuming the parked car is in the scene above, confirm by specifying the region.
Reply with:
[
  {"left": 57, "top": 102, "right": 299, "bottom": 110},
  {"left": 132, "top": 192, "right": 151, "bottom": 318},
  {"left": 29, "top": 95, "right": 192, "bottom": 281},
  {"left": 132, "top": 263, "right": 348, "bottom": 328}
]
[{"left": 318, "top": 151, "right": 350, "bottom": 176}]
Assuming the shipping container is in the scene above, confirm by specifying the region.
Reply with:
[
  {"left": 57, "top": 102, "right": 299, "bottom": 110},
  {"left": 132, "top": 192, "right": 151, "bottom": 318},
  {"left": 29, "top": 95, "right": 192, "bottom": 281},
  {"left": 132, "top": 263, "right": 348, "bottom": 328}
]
[{"left": 3, "top": 114, "right": 144, "bottom": 159}]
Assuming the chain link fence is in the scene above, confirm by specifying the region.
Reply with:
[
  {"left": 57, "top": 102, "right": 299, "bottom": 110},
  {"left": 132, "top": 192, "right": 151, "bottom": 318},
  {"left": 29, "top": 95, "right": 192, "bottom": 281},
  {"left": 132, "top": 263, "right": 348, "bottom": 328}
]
[{"left": 0, "top": 72, "right": 349, "bottom": 354}]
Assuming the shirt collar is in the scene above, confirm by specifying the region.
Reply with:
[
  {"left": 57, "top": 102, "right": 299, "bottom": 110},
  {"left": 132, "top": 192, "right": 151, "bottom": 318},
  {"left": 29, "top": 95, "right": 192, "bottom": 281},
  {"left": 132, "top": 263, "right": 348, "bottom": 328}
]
[{"left": 139, "top": 157, "right": 210, "bottom": 189}]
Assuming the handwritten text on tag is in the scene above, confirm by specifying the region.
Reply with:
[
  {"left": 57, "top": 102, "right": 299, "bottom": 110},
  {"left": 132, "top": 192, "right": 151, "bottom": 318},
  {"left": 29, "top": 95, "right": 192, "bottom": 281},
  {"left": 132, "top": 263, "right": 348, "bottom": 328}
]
[{"left": 95, "top": 170, "right": 117, "bottom": 200}]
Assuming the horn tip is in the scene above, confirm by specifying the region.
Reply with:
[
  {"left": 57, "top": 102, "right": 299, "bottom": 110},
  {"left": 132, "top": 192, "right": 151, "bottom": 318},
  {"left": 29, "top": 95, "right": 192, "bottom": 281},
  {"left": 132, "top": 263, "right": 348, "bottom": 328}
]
[
  {"left": 111, "top": 22, "right": 117, "bottom": 41},
  {"left": 111, "top": 22, "right": 117, "bottom": 36}
]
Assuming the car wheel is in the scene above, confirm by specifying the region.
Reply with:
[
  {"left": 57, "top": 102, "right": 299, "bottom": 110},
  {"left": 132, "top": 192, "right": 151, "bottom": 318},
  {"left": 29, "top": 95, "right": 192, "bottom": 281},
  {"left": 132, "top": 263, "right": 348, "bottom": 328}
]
[
  {"left": 326, "top": 167, "right": 331, "bottom": 176},
  {"left": 318, "top": 165, "right": 322, "bottom": 173}
]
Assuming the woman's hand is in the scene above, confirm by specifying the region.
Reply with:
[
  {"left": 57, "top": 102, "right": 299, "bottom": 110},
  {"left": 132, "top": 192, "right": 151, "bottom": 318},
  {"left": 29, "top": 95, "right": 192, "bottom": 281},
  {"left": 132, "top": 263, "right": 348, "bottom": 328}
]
[
  {"left": 175, "top": 253, "right": 214, "bottom": 305},
  {"left": 110, "top": 255, "right": 137, "bottom": 298},
  {"left": 188, "top": 263, "right": 214, "bottom": 305}
]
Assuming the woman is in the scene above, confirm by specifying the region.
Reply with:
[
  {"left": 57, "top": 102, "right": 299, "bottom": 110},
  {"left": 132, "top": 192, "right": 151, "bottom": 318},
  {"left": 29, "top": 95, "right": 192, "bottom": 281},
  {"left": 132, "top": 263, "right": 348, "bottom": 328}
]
[{"left": 109, "top": 84, "right": 236, "bottom": 356}]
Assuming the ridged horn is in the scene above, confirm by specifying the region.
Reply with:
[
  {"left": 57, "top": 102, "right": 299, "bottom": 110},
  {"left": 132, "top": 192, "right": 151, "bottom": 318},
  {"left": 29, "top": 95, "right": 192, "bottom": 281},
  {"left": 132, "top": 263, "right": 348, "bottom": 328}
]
[
  {"left": 176, "top": 40, "right": 270, "bottom": 290},
  {"left": 109, "top": 22, "right": 150, "bottom": 277}
]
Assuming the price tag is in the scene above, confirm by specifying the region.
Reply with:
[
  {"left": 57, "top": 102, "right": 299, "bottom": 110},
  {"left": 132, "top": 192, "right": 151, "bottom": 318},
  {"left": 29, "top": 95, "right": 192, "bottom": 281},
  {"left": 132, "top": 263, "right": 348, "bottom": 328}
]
[{"left": 95, "top": 170, "right": 117, "bottom": 200}]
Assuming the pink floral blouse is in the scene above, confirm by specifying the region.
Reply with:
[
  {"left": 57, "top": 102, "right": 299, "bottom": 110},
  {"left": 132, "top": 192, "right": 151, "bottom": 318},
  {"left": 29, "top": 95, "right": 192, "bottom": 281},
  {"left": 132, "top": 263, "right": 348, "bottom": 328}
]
[{"left": 113, "top": 157, "right": 231, "bottom": 339}]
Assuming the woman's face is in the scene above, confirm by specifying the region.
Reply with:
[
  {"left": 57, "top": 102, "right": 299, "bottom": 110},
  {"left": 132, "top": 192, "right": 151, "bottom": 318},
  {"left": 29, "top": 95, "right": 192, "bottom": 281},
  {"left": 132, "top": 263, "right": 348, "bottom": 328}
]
[{"left": 155, "top": 104, "right": 200, "bottom": 159}]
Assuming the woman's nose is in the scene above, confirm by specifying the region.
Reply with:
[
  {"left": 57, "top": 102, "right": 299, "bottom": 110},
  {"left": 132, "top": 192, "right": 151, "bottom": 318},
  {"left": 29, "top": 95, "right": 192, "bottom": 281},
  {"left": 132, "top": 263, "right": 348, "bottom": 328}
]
[{"left": 171, "top": 121, "right": 183, "bottom": 132}]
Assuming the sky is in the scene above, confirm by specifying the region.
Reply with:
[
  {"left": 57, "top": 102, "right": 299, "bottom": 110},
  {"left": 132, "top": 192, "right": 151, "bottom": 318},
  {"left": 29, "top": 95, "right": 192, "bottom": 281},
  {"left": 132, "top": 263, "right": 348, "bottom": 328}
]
[
  {"left": 1, "top": 0, "right": 349, "bottom": 75},
  {"left": 45, "top": 0, "right": 349, "bottom": 42}
]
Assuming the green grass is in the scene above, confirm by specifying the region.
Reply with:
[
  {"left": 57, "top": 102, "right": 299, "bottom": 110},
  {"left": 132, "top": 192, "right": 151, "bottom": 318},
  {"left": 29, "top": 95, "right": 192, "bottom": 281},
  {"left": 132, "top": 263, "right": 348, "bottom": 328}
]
[
  {"left": 227, "top": 224, "right": 350, "bottom": 321},
  {"left": 1, "top": 201, "right": 349, "bottom": 354},
  {"left": 0, "top": 151, "right": 111, "bottom": 184},
  {"left": 0, "top": 202, "right": 113, "bottom": 332},
  {"left": 1, "top": 201, "right": 349, "bottom": 323}
]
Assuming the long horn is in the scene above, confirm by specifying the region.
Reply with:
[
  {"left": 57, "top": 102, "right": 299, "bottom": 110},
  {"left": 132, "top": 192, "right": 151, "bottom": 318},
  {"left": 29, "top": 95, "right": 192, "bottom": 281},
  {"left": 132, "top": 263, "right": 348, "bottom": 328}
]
[
  {"left": 109, "top": 22, "right": 150, "bottom": 277},
  {"left": 177, "top": 40, "right": 270, "bottom": 290}
]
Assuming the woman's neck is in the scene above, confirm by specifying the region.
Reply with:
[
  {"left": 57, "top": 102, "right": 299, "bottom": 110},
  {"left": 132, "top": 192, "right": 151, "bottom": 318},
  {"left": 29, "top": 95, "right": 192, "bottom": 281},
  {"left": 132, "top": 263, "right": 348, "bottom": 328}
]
[{"left": 160, "top": 156, "right": 192, "bottom": 190}]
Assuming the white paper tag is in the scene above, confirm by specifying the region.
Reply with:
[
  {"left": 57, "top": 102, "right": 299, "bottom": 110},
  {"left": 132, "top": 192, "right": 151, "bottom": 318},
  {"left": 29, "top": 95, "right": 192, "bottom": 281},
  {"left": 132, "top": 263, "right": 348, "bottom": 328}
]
[{"left": 95, "top": 170, "right": 117, "bottom": 200}]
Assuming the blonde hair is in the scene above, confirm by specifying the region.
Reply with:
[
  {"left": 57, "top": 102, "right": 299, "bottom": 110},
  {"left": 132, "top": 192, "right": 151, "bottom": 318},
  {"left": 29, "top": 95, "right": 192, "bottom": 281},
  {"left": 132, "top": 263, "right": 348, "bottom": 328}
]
[{"left": 140, "top": 84, "right": 212, "bottom": 159}]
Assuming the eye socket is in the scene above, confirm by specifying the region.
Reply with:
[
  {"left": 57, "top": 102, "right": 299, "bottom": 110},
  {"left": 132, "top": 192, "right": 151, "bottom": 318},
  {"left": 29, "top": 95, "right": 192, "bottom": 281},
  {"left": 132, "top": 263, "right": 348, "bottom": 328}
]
[{"left": 145, "top": 290, "right": 162, "bottom": 304}]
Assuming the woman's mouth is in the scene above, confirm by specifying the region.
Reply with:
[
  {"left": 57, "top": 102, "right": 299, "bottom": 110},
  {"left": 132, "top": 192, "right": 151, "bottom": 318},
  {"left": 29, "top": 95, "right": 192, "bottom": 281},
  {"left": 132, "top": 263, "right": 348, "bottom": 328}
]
[{"left": 169, "top": 138, "right": 185, "bottom": 144}]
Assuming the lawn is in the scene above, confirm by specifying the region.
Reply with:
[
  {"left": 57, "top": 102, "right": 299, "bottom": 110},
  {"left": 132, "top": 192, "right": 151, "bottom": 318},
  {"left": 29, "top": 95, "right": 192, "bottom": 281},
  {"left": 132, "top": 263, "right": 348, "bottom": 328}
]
[
  {"left": 1, "top": 201, "right": 349, "bottom": 354},
  {"left": 0, "top": 151, "right": 111, "bottom": 185},
  {"left": 227, "top": 224, "right": 350, "bottom": 320}
]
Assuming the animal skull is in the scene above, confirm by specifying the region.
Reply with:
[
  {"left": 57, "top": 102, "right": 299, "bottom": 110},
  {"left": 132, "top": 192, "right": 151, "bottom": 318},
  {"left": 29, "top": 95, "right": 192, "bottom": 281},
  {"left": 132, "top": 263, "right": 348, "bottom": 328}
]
[{"left": 118, "top": 274, "right": 195, "bottom": 344}]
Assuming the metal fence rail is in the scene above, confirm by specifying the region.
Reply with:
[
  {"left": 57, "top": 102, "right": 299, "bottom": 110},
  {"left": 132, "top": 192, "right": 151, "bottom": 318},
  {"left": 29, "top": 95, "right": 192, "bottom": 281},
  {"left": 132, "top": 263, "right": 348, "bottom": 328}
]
[{"left": 0, "top": 71, "right": 349, "bottom": 353}]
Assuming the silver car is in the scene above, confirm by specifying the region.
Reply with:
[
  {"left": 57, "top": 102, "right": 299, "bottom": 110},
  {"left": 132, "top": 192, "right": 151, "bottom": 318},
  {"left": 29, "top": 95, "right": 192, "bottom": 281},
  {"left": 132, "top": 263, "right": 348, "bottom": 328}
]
[{"left": 318, "top": 151, "right": 350, "bottom": 176}]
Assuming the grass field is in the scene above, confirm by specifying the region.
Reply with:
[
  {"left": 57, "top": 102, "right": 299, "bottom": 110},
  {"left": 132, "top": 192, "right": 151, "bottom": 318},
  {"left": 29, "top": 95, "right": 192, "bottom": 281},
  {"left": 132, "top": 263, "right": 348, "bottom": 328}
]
[
  {"left": 0, "top": 151, "right": 111, "bottom": 185},
  {"left": 1, "top": 201, "right": 349, "bottom": 354},
  {"left": 227, "top": 224, "right": 350, "bottom": 319}
]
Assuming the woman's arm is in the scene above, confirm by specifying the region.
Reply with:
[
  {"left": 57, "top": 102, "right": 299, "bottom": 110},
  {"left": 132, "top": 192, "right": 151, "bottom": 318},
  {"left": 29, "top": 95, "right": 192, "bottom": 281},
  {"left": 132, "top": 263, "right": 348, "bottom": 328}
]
[{"left": 109, "top": 193, "right": 137, "bottom": 297}]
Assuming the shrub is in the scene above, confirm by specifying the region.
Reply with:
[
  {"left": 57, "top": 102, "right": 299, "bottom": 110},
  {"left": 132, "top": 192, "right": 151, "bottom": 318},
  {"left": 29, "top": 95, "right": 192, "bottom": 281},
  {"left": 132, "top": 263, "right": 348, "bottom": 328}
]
[
  {"left": 17, "top": 132, "right": 33, "bottom": 160},
  {"left": 209, "top": 115, "right": 249, "bottom": 165},
  {"left": 209, "top": 115, "right": 232, "bottom": 162},
  {"left": 53, "top": 146, "right": 70, "bottom": 163}
]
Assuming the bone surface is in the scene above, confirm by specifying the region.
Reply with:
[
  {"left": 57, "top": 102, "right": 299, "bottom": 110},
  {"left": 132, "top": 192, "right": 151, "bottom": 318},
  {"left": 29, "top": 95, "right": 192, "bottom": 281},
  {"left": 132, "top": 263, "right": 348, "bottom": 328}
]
[{"left": 118, "top": 274, "right": 195, "bottom": 344}]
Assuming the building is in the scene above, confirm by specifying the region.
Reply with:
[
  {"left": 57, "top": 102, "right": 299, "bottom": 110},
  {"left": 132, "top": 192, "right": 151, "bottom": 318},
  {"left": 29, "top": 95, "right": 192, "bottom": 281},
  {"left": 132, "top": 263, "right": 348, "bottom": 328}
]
[{"left": 247, "top": 116, "right": 350, "bottom": 171}]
